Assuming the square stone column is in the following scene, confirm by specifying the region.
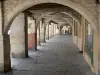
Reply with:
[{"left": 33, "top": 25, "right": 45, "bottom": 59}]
[
  {"left": 56, "top": 24, "right": 60, "bottom": 35},
  {"left": 0, "top": 2, "right": 11, "bottom": 73},
  {"left": 72, "top": 20, "right": 75, "bottom": 42},
  {"left": 53, "top": 25, "right": 55, "bottom": 36},
  {"left": 47, "top": 23, "right": 49, "bottom": 40},
  {"left": 54, "top": 24, "right": 57, "bottom": 36},
  {"left": 78, "top": 16, "right": 85, "bottom": 53},
  {"left": 10, "top": 13, "right": 28, "bottom": 58},
  {"left": 0, "top": 34, "right": 11, "bottom": 73},
  {"left": 54, "top": 24, "right": 56, "bottom": 36},
  {"left": 45, "top": 23, "right": 49, "bottom": 40},
  {"left": 40, "top": 20, "right": 46, "bottom": 42},
  {"left": 51, "top": 23, "right": 54, "bottom": 37},
  {"left": 37, "top": 23, "right": 41, "bottom": 45},
  {"left": 49, "top": 25, "right": 52, "bottom": 38}
]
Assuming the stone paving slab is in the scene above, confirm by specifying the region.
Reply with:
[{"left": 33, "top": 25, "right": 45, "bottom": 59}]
[{"left": 0, "top": 35, "right": 96, "bottom": 75}]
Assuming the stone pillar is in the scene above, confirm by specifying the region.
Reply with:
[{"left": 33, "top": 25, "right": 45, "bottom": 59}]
[
  {"left": 49, "top": 24, "right": 52, "bottom": 38},
  {"left": 0, "top": 34, "right": 11, "bottom": 73},
  {"left": 53, "top": 23, "right": 55, "bottom": 36},
  {"left": 54, "top": 24, "right": 55, "bottom": 36},
  {"left": 37, "top": 23, "right": 41, "bottom": 45},
  {"left": 0, "top": 2, "right": 11, "bottom": 72},
  {"left": 72, "top": 20, "right": 74, "bottom": 41},
  {"left": 40, "top": 20, "right": 46, "bottom": 42},
  {"left": 56, "top": 24, "right": 60, "bottom": 35},
  {"left": 72, "top": 20, "right": 76, "bottom": 43},
  {"left": 35, "top": 25, "right": 37, "bottom": 50},
  {"left": 79, "top": 16, "right": 85, "bottom": 53},
  {"left": 10, "top": 13, "right": 28, "bottom": 58},
  {"left": 51, "top": 23, "right": 54, "bottom": 37},
  {"left": 55, "top": 24, "right": 58, "bottom": 35},
  {"left": 60, "top": 26, "right": 62, "bottom": 34},
  {"left": 45, "top": 24, "right": 48, "bottom": 39},
  {"left": 28, "top": 17, "right": 37, "bottom": 50},
  {"left": 47, "top": 23, "right": 49, "bottom": 40},
  {"left": 44, "top": 23, "right": 46, "bottom": 41},
  {"left": 54, "top": 24, "right": 57, "bottom": 36},
  {"left": 45, "top": 23, "right": 49, "bottom": 40}
]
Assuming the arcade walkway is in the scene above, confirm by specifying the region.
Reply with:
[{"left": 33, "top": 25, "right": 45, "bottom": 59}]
[{"left": 1, "top": 35, "right": 96, "bottom": 75}]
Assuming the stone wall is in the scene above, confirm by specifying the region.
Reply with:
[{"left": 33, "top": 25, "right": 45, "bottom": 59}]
[{"left": 10, "top": 13, "right": 26, "bottom": 58}]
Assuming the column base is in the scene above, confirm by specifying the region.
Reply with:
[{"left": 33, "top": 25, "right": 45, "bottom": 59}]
[
  {"left": 37, "top": 40, "right": 41, "bottom": 45},
  {"left": 40, "top": 40, "right": 46, "bottom": 43},
  {"left": 1, "top": 34, "right": 12, "bottom": 73},
  {"left": 11, "top": 52, "right": 28, "bottom": 58},
  {"left": 28, "top": 46, "right": 38, "bottom": 51},
  {"left": 45, "top": 37, "right": 49, "bottom": 40},
  {"left": 37, "top": 42, "right": 41, "bottom": 46},
  {"left": 47, "top": 37, "right": 49, "bottom": 40},
  {"left": 79, "top": 51, "right": 83, "bottom": 54},
  {"left": 34, "top": 46, "right": 38, "bottom": 51},
  {"left": 42, "top": 41, "right": 46, "bottom": 43},
  {"left": 0, "top": 63, "right": 12, "bottom": 73}
]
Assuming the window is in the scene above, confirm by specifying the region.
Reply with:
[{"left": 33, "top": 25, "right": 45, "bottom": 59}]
[{"left": 84, "top": 19, "right": 94, "bottom": 57}]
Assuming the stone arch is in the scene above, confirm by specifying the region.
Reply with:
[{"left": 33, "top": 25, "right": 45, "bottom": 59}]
[
  {"left": 4, "top": 0, "right": 98, "bottom": 33},
  {"left": 32, "top": 9, "right": 80, "bottom": 26},
  {"left": 36, "top": 12, "right": 74, "bottom": 27},
  {"left": 60, "top": 12, "right": 80, "bottom": 23},
  {"left": 35, "top": 12, "right": 55, "bottom": 27},
  {"left": 45, "top": 17, "right": 72, "bottom": 27}
]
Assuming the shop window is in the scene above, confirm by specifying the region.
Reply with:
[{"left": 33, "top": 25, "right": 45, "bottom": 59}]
[{"left": 84, "top": 19, "right": 94, "bottom": 59}]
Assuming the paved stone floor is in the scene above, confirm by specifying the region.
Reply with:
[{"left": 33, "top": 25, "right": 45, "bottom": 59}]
[{"left": 0, "top": 35, "right": 96, "bottom": 75}]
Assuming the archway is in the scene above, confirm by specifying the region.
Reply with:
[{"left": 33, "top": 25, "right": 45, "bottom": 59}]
[
  {"left": 4, "top": 0, "right": 98, "bottom": 33},
  {"left": 2, "top": 1, "right": 98, "bottom": 74}
]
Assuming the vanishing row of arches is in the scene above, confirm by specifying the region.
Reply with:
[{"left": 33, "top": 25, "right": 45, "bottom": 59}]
[{"left": 0, "top": 1, "right": 99, "bottom": 75}]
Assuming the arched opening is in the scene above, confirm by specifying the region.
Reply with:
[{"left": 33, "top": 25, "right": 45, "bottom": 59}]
[
  {"left": 60, "top": 24, "right": 72, "bottom": 35},
  {"left": 2, "top": 2, "right": 97, "bottom": 75},
  {"left": 4, "top": 0, "right": 97, "bottom": 33}
]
